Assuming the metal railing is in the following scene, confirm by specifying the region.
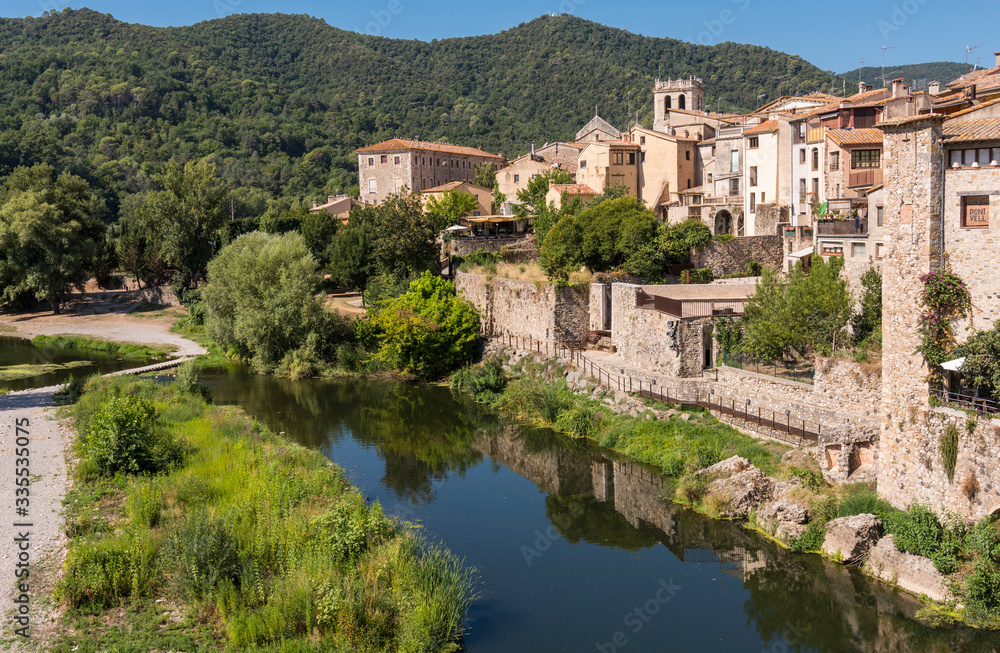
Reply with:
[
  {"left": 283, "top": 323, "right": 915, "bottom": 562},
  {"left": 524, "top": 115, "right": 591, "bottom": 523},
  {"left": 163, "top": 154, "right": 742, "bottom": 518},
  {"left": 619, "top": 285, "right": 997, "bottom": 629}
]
[
  {"left": 635, "top": 289, "right": 746, "bottom": 319},
  {"left": 489, "top": 333, "right": 822, "bottom": 444},
  {"left": 932, "top": 387, "right": 1000, "bottom": 417},
  {"left": 722, "top": 352, "right": 815, "bottom": 385},
  {"left": 816, "top": 219, "right": 868, "bottom": 237}
]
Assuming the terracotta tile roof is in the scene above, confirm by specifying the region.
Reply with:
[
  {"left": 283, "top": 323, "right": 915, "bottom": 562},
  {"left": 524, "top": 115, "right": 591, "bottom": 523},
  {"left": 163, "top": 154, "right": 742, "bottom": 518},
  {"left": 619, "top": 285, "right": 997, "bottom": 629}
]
[
  {"left": 550, "top": 184, "right": 597, "bottom": 195},
  {"left": 743, "top": 120, "right": 779, "bottom": 136},
  {"left": 423, "top": 181, "right": 465, "bottom": 193},
  {"left": 844, "top": 88, "right": 890, "bottom": 104},
  {"left": 826, "top": 128, "right": 883, "bottom": 146},
  {"left": 584, "top": 139, "right": 641, "bottom": 148},
  {"left": 356, "top": 138, "right": 504, "bottom": 159},
  {"left": 949, "top": 98, "right": 1000, "bottom": 118},
  {"left": 941, "top": 118, "right": 1000, "bottom": 143},
  {"left": 678, "top": 185, "right": 706, "bottom": 194},
  {"left": 876, "top": 114, "right": 948, "bottom": 128},
  {"left": 947, "top": 67, "right": 1000, "bottom": 90},
  {"left": 699, "top": 137, "right": 717, "bottom": 145}
]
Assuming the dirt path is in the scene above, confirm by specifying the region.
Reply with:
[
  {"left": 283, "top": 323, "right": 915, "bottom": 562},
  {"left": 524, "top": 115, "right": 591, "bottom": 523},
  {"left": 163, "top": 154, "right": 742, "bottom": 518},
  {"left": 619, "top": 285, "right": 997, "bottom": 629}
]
[
  {"left": 0, "top": 307, "right": 206, "bottom": 649},
  {"left": 0, "top": 387, "right": 68, "bottom": 649}
]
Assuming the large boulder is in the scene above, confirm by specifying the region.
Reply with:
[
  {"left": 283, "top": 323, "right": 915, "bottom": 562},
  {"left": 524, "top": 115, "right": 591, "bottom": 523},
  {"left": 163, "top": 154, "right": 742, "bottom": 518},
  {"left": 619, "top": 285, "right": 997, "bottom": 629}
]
[
  {"left": 758, "top": 498, "right": 809, "bottom": 525},
  {"left": 774, "top": 522, "right": 808, "bottom": 543},
  {"left": 695, "top": 455, "right": 751, "bottom": 477},
  {"left": 865, "top": 535, "right": 949, "bottom": 602},
  {"left": 708, "top": 466, "right": 773, "bottom": 518},
  {"left": 822, "top": 514, "right": 883, "bottom": 563}
]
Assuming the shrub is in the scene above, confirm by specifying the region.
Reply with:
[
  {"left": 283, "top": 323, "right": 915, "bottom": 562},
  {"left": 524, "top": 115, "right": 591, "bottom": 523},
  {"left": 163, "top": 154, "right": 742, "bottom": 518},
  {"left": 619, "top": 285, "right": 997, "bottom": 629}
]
[
  {"left": 57, "top": 531, "right": 157, "bottom": 608},
  {"left": 163, "top": 509, "right": 242, "bottom": 599},
  {"left": 174, "top": 360, "right": 211, "bottom": 401},
  {"left": 83, "top": 394, "right": 181, "bottom": 476},
  {"left": 450, "top": 355, "right": 507, "bottom": 403},
  {"left": 687, "top": 267, "right": 714, "bottom": 284},
  {"left": 554, "top": 405, "right": 601, "bottom": 437},
  {"left": 789, "top": 521, "right": 826, "bottom": 552},
  {"left": 885, "top": 504, "right": 964, "bottom": 574},
  {"left": 940, "top": 423, "right": 959, "bottom": 483}
]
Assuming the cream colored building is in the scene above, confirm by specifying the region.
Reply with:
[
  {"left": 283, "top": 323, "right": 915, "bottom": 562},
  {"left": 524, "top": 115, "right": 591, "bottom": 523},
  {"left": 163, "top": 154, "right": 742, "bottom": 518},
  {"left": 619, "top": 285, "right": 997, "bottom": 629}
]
[
  {"left": 356, "top": 138, "right": 505, "bottom": 205},
  {"left": 625, "top": 125, "right": 698, "bottom": 216},
  {"left": 575, "top": 114, "right": 621, "bottom": 143},
  {"left": 420, "top": 181, "right": 492, "bottom": 217},
  {"left": 575, "top": 141, "right": 642, "bottom": 199},
  {"left": 309, "top": 195, "right": 358, "bottom": 221},
  {"left": 496, "top": 142, "right": 583, "bottom": 201}
]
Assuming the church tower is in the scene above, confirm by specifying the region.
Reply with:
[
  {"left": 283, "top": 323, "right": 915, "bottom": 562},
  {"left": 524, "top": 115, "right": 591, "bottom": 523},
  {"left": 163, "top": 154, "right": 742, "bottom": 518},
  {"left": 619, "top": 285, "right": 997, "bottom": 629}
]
[{"left": 653, "top": 76, "right": 705, "bottom": 133}]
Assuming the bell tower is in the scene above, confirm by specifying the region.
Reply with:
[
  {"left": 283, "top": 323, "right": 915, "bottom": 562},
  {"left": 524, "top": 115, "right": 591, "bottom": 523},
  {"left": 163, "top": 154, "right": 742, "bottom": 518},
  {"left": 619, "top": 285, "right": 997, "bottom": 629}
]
[{"left": 653, "top": 76, "right": 705, "bottom": 133}]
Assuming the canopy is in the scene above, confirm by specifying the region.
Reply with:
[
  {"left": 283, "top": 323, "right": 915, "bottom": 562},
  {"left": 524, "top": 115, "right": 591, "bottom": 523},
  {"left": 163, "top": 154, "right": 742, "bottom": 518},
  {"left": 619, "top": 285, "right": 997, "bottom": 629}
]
[
  {"left": 444, "top": 224, "right": 470, "bottom": 231},
  {"left": 787, "top": 245, "right": 814, "bottom": 259},
  {"left": 464, "top": 216, "right": 519, "bottom": 224},
  {"left": 941, "top": 357, "right": 966, "bottom": 372}
]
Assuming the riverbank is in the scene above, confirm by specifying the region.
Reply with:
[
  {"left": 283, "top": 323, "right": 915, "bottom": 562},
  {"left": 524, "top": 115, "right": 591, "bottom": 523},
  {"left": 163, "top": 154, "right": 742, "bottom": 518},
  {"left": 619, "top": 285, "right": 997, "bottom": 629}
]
[
  {"left": 453, "top": 347, "right": 1000, "bottom": 629},
  {"left": 48, "top": 374, "right": 477, "bottom": 651}
]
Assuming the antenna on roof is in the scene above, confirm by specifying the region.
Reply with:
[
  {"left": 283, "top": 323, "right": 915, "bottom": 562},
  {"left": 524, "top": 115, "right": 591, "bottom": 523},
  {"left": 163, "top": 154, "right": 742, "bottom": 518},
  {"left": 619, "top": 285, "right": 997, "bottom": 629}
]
[
  {"left": 858, "top": 59, "right": 867, "bottom": 86},
  {"left": 966, "top": 43, "right": 986, "bottom": 72},
  {"left": 880, "top": 45, "right": 895, "bottom": 88}
]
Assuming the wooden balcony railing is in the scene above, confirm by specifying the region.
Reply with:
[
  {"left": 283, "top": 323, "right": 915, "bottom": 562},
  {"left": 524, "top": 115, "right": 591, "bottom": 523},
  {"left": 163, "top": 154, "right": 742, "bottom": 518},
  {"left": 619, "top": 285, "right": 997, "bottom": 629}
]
[{"left": 848, "top": 169, "right": 882, "bottom": 188}]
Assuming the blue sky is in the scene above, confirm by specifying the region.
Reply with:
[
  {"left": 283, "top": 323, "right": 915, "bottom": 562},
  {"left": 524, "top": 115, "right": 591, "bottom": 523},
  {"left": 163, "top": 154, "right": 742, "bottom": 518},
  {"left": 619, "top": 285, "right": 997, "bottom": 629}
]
[{"left": 5, "top": 0, "right": 998, "bottom": 74}]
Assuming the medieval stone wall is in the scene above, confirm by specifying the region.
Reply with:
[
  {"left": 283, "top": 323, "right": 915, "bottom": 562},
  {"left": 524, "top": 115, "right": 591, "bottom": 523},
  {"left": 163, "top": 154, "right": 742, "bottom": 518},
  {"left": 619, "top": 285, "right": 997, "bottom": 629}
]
[
  {"left": 691, "top": 235, "right": 784, "bottom": 276},
  {"left": 454, "top": 271, "right": 590, "bottom": 343}
]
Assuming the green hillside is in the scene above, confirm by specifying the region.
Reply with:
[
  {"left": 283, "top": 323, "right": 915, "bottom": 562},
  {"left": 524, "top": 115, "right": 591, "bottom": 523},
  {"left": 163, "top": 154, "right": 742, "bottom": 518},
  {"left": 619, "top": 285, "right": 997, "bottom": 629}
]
[
  {"left": 0, "top": 9, "right": 835, "bottom": 219},
  {"left": 836, "top": 62, "right": 968, "bottom": 91}
]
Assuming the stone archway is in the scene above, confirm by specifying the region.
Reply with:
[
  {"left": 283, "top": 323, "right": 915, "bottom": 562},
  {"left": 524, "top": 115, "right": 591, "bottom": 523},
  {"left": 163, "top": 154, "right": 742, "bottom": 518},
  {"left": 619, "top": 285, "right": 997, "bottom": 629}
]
[{"left": 714, "top": 210, "right": 733, "bottom": 235}]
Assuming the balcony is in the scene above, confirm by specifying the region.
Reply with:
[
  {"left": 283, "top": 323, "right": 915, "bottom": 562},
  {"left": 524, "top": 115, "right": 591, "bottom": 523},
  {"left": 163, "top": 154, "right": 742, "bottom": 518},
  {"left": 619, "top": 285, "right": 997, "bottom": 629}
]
[
  {"left": 848, "top": 169, "right": 882, "bottom": 188},
  {"left": 635, "top": 289, "right": 746, "bottom": 319},
  {"left": 816, "top": 219, "right": 868, "bottom": 237}
]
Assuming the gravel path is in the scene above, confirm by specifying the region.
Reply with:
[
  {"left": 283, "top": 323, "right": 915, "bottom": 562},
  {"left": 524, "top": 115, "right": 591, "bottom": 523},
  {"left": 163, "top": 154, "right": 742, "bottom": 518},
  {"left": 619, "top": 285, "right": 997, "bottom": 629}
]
[{"left": 0, "top": 387, "right": 68, "bottom": 648}]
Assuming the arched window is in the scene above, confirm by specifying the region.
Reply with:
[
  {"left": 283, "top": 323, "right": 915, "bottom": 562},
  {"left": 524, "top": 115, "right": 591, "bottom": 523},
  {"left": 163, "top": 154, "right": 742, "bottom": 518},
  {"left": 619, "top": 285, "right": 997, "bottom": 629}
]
[
  {"left": 679, "top": 95, "right": 686, "bottom": 110},
  {"left": 664, "top": 96, "right": 671, "bottom": 111}
]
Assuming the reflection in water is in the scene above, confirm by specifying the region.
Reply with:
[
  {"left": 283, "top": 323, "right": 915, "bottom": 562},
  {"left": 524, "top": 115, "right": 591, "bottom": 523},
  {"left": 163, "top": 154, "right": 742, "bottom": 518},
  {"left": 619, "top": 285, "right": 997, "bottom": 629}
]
[
  {"left": 202, "top": 369, "right": 1000, "bottom": 653},
  {"left": 0, "top": 335, "right": 156, "bottom": 390}
]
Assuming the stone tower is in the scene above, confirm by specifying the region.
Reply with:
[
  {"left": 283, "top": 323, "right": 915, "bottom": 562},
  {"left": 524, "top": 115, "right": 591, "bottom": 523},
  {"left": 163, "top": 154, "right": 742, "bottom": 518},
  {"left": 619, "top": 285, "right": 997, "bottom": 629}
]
[
  {"left": 876, "top": 113, "right": 948, "bottom": 511},
  {"left": 653, "top": 76, "right": 705, "bottom": 133}
]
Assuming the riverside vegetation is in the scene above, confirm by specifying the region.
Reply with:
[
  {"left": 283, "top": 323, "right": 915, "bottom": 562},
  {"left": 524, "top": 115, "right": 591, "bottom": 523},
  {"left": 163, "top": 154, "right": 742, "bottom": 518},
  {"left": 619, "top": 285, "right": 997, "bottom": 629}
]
[
  {"left": 54, "top": 368, "right": 478, "bottom": 652},
  {"left": 451, "top": 353, "right": 1000, "bottom": 627}
]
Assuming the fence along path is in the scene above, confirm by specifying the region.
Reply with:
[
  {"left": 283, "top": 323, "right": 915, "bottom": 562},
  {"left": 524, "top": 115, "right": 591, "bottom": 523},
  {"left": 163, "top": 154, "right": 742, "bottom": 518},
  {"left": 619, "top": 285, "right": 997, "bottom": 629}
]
[{"left": 490, "top": 333, "right": 821, "bottom": 446}]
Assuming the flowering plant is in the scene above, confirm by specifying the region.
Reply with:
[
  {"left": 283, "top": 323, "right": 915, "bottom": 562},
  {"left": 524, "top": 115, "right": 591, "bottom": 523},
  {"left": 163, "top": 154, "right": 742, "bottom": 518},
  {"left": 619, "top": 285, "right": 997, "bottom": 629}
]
[{"left": 915, "top": 270, "right": 972, "bottom": 377}]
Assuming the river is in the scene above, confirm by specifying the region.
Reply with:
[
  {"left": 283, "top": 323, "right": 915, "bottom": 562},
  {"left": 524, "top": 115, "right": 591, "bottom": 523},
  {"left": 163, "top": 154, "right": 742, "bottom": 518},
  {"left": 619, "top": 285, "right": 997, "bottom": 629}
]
[
  {"left": 0, "top": 335, "right": 159, "bottom": 390},
  {"left": 198, "top": 366, "right": 1000, "bottom": 653}
]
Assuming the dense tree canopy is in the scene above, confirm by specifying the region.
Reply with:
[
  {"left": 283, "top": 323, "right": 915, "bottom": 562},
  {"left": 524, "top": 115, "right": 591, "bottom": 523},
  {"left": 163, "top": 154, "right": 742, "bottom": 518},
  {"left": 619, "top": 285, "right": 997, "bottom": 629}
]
[
  {"left": 0, "top": 164, "right": 105, "bottom": 312},
  {"left": 0, "top": 9, "right": 836, "bottom": 226}
]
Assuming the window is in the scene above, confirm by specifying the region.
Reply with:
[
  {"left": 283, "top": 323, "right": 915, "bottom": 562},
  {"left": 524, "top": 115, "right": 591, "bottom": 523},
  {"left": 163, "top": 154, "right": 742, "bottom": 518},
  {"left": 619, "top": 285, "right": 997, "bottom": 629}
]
[
  {"left": 830, "top": 151, "right": 840, "bottom": 171},
  {"left": 949, "top": 148, "right": 1000, "bottom": 167},
  {"left": 678, "top": 95, "right": 686, "bottom": 110},
  {"left": 852, "top": 242, "right": 866, "bottom": 258},
  {"left": 749, "top": 137, "right": 759, "bottom": 149},
  {"left": 749, "top": 192, "right": 756, "bottom": 212},
  {"left": 380, "top": 155, "right": 388, "bottom": 164},
  {"left": 799, "top": 149, "right": 806, "bottom": 164},
  {"left": 367, "top": 178, "right": 377, "bottom": 194},
  {"left": 749, "top": 166, "right": 758, "bottom": 187},
  {"left": 962, "top": 195, "right": 990, "bottom": 228},
  {"left": 664, "top": 96, "right": 671, "bottom": 111},
  {"left": 761, "top": 192, "right": 765, "bottom": 203},
  {"left": 628, "top": 152, "right": 636, "bottom": 165},
  {"left": 687, "top": 179, "right": 692, "bottom": 189},
  {"left": 851, "top": 149, "right": 880, "bottom": 169},
  {"left": 711, "top": 146, "right": 716, "bottom": 156},
  {"left": 394, "top": 156, "right": 400, "bottom": 165},
  {"left": 640, "top": 136, "right": 646, "bottom": 145},
  {"left": 876, "top": 206, "right": 884, "bottom": 226},
  {"left": 875, "top": 242, "right": 884, "bottom": 260},
  {"left": 513, "top": 174, "right": 520, "bottom": 183},
  {"left": 798, "top": 124, "right": 806, "bottom": 140},
  {"left": 685, "top": 151, "right": 691, "bottom": 161},
  {"left": 799, "top": 178, "right": 806, "bottom": 196},
  {"left": 707, "top": 172, "right": 713, "bottom": 184},
  {"left": 422, "top": 157, "right": 426, "bottom": 165},
  {"left": 641, "top": 152, "right": 646, "bottom": 163},
  {"left": 821, "top": 242, "right": 844, "bottom": 256},
  {"left": 579, "top": 160, "right": 587, "bottom": 169},
  {"left": 612, "top": 151, "right": 624, "bottom": 165},
  {"left": 812, "top": 178, "right": 819, "bottom": 196},
  {"left": 811, "top": 148, "right": 819, "bottom": 171},
  {"left": 368, "top": 157, "right": 374, "bottom": 166},
  {"left": 729, "top": 178, "right": 739, "bottom": 195},
  {"left": 730, "top": 150, "right": 739, "bottom": 172}
]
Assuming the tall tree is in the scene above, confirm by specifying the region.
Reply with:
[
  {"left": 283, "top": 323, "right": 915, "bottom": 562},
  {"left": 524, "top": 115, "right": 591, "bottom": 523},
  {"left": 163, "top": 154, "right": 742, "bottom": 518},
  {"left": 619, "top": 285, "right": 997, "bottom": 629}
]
[
  {"left": 425, "top": 190, "right": 479, "bottom": 230},
  {"left": 142, "top": 160, "right": 228, "bottom": 286},
  {"left": 473, "top": 163, "right": 497, "bottom": 191},
  {"left": 0, "top": 164, "right": 105, "bottom": 313}
]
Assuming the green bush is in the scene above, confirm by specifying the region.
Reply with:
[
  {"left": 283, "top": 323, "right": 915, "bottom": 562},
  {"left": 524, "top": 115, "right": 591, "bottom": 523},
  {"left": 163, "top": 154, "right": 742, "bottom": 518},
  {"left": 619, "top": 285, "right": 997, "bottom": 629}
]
[
  {"left": 56, "top": 531, "right": 157, "bottom": 608},
  {"left": 83, "top": 394, "right": 181, "bottom": 476},
  {"left": 450, "top": 355, "right": 507, "bottom": 403},
  {"left": 885, "top": 504, "right": 964, "bottom": 574},
  {"left": 554, "top": 405, "right": 601, "bottom": 437},
  {"left": 940, "top": 423, "right": 959, "bottom": 483},
  {"left": 789, "top": 521, "right": 826, "bottom": 552},
  {"left": 687, "top": 267, "right": 714, "bottom": 284},
  {"left": 164, "top": 509, "right": 242, "bottom": 599},
  {"left": 173, "top": 360, "right": 211, "bottom": 401}
]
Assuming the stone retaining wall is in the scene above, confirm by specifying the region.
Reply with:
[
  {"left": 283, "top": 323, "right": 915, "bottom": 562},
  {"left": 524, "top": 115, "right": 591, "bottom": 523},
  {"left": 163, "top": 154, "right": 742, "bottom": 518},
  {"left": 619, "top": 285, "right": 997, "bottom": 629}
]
[
  {"left": 692, "top": 235, "right": 784, "bottom": 276},
  {"left": 455, "top": 271, "right": 589, "bottom": 343}
]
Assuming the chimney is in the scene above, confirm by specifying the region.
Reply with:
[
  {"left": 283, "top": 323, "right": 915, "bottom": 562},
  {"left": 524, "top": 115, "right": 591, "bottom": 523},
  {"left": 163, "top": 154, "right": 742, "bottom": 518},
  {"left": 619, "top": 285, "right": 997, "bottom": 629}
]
[
  {"left": 531, "top": 142, "right": 536, "bottom": 160},
  {"left": 972, "top": 85, "right": 978, "bottom": 101},
  {"left": 928, "top": 81, "right": 941, "bottom": 95},
  {"left": 858, "top": 81, "right": 871, "bottom": 94},
  {"left": 312, "top": 201, "right": 318, "bottom": 209},
  {"left": 891, "top": 78, "right": 908, "bottom": 99},
  {"left": 327, "top": 195, "right": 335, "bottom": 204},
  {"left": 995, "top": 50, "right": 1000, "bottom": 68}
]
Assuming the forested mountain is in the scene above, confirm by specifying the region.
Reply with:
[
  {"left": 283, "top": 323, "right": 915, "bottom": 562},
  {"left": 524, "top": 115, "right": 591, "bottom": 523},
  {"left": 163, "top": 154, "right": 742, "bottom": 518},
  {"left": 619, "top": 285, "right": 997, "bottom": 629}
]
[
  {"left": 0, "top": 9, "right": 835, "bottom": 221},
  {"left": 837, "top": 62, "right": 968, "bottom": 91}
]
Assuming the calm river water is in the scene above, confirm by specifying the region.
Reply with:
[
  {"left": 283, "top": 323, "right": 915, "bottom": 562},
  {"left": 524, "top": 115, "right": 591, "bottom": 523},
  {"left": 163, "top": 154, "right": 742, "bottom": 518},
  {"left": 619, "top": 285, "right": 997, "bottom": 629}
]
[
  {"left": 0, "top": 335, "right": 156, "bottom": 390},
  {"left": 198, "top": 367, "right": 1000, "bottom": 653}
]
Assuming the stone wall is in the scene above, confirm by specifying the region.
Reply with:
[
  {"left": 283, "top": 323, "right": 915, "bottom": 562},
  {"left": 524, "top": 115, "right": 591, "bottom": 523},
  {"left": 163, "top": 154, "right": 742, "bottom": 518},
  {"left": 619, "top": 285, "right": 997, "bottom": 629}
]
[
  {"left": 589, "top": 283, "right": 607, "bottom": 332},
  {"left": 448, "top": 236, "right": 538, "bottom": 258},
  {"left": 455, "top": 271, "right": 590, "bottom": 343},
  {"left": 609, "top": 283, "right": 710, "bottom": 378},
  {"left": 877, "top": 116, "right": 948, "bottom": 514},
  {"left": 753, "top": 204, "right": 789, "bottom": 237},
  {"left": 691, "top": 235, "right": 784, "bottom": 276}
]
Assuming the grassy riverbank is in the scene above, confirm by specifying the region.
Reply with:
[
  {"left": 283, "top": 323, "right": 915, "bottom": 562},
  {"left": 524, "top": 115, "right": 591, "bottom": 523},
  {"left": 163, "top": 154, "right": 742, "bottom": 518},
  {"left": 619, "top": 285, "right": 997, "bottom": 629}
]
[
  {"left": 452, "top": 353, "right": 1000, "bottom": 627},
  {"left": 53, "top": 374, "right": 477, "bottom": 652},
  {"left": 32, "top": 334, "right": 176, "bottom": 360}
]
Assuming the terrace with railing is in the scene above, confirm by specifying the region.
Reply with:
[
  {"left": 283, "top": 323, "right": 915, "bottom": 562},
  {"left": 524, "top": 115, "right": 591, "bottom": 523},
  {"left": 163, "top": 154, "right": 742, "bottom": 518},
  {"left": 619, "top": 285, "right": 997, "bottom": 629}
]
[
  {"left": 816, "top": 218, "right": 868, "bottom": 237},
  {"left": 635, "top": 289, "right": 747, "bottom": 319}
]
